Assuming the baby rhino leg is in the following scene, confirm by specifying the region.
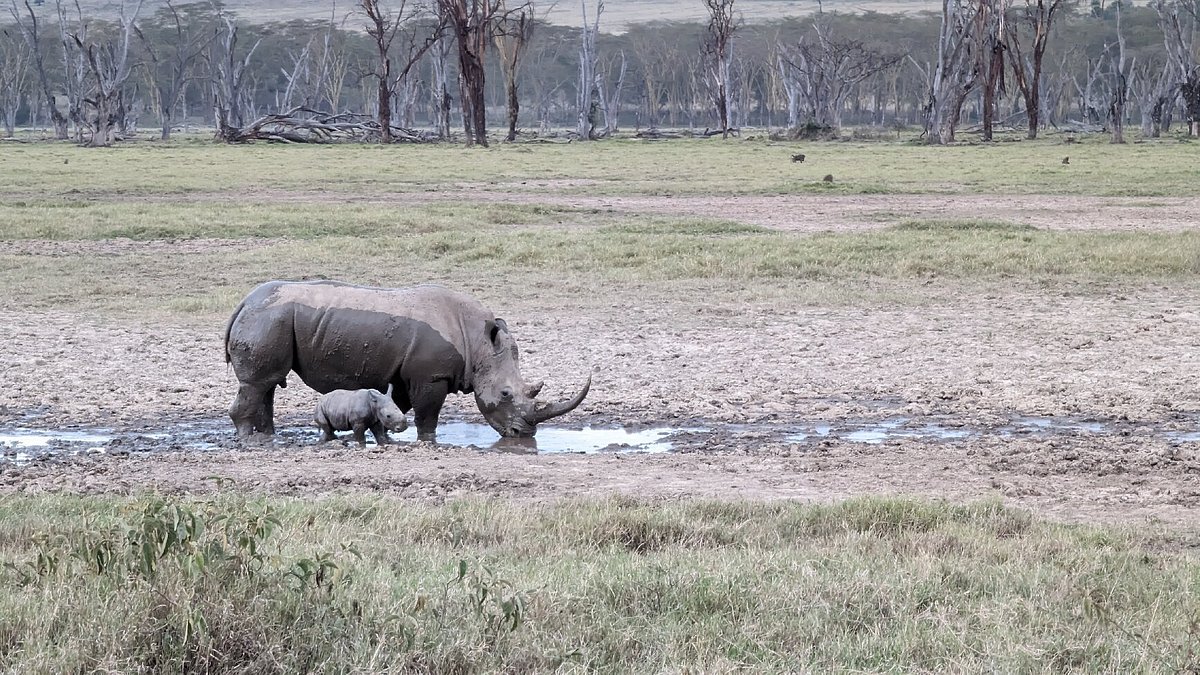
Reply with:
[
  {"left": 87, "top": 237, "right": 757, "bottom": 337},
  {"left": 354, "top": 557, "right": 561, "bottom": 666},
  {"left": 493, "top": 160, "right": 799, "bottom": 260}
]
[{"left": 370, "top": 421, "right": 391, "bottom": 446}]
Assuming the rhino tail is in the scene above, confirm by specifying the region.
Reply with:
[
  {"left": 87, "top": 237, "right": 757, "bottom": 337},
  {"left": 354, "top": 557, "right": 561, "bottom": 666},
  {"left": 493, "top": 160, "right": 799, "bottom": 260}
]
[{"left": 223, "top": 298, "right": 248, "bottom": 365}]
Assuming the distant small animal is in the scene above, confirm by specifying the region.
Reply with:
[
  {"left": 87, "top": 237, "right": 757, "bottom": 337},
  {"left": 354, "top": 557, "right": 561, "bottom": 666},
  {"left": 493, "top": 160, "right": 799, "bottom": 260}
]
[
  {"left": 823, "top": 174, "right": 834, "bottom": 183},
  {"left": 792, "top": 153, "right": 806, "bottom": 163},
  {"left": 315, "top": 384, "right": 408, "bottom": 446},
  {"left": 63, "top": 158, "right": 68, "bottom": 165},
  {"left": 1062, "top": 156, "right": 1070, "bottom": 165}
]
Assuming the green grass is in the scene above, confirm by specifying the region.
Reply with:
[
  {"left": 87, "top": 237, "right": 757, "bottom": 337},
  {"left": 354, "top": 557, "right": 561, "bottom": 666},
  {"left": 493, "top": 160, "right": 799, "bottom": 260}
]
[
  {"left": 0, "top": 495, "right": 1196, "bottom": 673},
  {"left": 2, "top": 208, "right": 1198, "bottom": 314},
  {"left": 2, "top": 135, "right": 1198, "bottom": 197}
]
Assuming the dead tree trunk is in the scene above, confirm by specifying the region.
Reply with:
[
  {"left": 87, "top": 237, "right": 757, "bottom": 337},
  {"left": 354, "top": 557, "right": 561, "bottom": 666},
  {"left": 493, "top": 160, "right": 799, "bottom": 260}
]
[
  {"left": 597, "top": 50, "right": 626, "bottom": 135},
  {"left": 438, "top": 0, "right": 500, "bottom": 147},
  {"left": 0, "top": 29, "right": 29, "bottom": 137},
  {"left": 1153, "top": 0, "right": 1200, "bottom": 137},
  {"left": 978, "top": 0, "right": 1008, "bottom": 141},
  {"left": 1006, "top": 0, "right": 1063, "bottom": 139},
  {"left": 7, "top": 0, "right": 69, "bottom": 138},
  {"left": 917, "top": 0, "right": 982, "bottom": 144},
  {"left": 138, "top": 0, "right": 211, "bottom": 141},
  {"left": 576, "top": 0, "right": 600, "bottom": 139},
  {"left": 1131, "top": 60, "right": 1176, "bottom": 137},
  {"left": 702, "top": 0, "right": 737, "bottom": 138},
  {"left": 430, "top": 30, "right": 453, "bottom": 138},
  {"left": 779, "top": 22, "right": 903, "bottom": 134},
  {"left": 1107, "top": 2, "right": 1132, "bottom": 144},
  {"left": 208, "top": 12, "right": 261, "bottom": 142},
  {"left": 72, "top": 0, "right": 143, "bottom": 147},
  {"left": 494, "top": 4, "right": 533, "bottom": 141}
]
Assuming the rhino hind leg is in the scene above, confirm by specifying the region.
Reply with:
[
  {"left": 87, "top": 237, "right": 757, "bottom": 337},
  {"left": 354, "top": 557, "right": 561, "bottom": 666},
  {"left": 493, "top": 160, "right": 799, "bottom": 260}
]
[
  {"left": 352, "top": 424, "right": 368, "bottom": 446},
  {"left": 411, "top": 380, "right": 450, "bottom": 443},
  {"left": 255, "top": 386, "right": 277, "bottom": 434},
  {"left": 318, "top": 424, "right": 336, "bottom": 442}
]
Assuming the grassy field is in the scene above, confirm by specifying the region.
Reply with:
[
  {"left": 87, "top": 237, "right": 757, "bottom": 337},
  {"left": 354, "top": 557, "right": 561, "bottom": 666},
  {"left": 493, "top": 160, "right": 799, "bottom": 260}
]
[
  {"left": 5, "top": 138, "right": 1200, "bottom": 672},
  {"left": 1, "top": 495, "right": 1197, "bottom": 672},
  {"left": 3, "top": 134, "right": 1198, "bottom": 198},
  {"left": 3, "top": 138, "right": 1200, "bottom": 316}
]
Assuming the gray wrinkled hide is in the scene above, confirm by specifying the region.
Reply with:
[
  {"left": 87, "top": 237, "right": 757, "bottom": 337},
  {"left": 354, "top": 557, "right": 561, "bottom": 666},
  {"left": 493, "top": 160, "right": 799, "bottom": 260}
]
[{"left": 315, "top": 387, "right": 408, "bottom": 446}]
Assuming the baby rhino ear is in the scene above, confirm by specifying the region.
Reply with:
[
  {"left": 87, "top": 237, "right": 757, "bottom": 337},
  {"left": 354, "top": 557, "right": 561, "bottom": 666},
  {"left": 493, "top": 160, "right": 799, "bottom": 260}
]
[{"left": 384, "top": 383, "right": 394, "bottom": 398}]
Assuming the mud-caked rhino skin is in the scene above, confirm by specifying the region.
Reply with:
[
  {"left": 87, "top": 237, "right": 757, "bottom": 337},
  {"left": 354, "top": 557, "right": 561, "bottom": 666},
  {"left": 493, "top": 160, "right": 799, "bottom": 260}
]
[
  {"left": 224, "top": 280, "right": 590, "bottom": 441},
  {"left": 315, "top": 385, "right": 407, "bottom": 446}
]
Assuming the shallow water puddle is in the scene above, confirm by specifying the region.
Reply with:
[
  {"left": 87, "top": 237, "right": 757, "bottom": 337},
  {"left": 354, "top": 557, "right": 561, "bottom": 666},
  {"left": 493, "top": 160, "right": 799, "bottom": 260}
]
[
  {"left": 386, "top": 422, "right": 698, "bottom": 454},
  {"left": 4, "top": 413, "right": 1200, "bottom": 461},
  {"left": 0, "top": 421, "right": 699, "bottom": 460},
  {"left": 784, "top": 416, "right": 1118, "bottom": 445}
]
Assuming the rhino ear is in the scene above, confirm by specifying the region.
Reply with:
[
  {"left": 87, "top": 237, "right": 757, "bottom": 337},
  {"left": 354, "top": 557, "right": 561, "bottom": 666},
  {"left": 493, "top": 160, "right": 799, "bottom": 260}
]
[
  {"left": 385, "top": 383, "right": 394, "bottom": 398},
  {"left": 487, "top": 318, "right": 508, "bottom": 345}
]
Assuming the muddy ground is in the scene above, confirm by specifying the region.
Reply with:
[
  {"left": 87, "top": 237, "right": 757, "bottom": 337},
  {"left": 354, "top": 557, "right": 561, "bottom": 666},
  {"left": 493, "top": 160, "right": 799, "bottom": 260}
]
[{"left": 2, "top": 193, "right": 1199, "bottom": 527}]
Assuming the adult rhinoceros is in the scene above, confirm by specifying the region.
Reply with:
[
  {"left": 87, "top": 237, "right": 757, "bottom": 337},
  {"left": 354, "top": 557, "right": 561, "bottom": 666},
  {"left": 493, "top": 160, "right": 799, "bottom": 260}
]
[{"left": 224, "top": 280, "right": 590, "bottom": 441}]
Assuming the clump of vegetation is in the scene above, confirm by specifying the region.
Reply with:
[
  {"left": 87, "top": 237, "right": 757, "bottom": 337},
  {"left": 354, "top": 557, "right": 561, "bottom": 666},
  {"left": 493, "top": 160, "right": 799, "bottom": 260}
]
[
  {"left": 1, "top": 495, "right": 1198, "bottom": 672},
  {"left": 0, "top": 496, "right": 526, "bottom": 672}
]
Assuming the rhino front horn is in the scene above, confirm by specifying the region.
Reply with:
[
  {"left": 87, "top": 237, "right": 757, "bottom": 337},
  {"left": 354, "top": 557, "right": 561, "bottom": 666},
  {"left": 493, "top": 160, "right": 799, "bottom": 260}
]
[{"left": 525, "top": 376, "right": 591, "bottom": 425}]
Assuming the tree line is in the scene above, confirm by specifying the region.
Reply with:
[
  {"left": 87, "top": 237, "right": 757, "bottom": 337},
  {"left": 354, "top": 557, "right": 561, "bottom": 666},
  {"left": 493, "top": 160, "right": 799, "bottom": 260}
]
[{"left": 1, "top": 0, "right": 1198, "bottom": 146}]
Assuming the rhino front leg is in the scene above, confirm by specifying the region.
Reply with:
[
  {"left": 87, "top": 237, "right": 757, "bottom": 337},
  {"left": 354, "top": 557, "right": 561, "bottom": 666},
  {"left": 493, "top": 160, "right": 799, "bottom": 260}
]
[
  {"left": 369, "top": 422, "right": 391, "bottom": 445},
  {"left": 411, "top": 380, "right": 450, "bottom": 442},
  {"left": 352, "top": 423, "right": 368, "bottom": 446},
  {"left": 230, "top": 383, "right": 268, "bottom": 437}
]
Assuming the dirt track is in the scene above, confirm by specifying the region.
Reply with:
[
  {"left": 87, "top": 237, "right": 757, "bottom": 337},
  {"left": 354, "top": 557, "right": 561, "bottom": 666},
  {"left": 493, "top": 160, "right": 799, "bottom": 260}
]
[{"left": 2, "top": 193, "right": 1200, "bottom": 526}]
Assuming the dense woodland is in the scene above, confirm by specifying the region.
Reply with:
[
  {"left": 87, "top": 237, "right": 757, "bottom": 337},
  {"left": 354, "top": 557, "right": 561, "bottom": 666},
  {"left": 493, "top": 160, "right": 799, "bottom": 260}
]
[{"left": 1, "top": 0, "right": 1198, "bottom": 145}]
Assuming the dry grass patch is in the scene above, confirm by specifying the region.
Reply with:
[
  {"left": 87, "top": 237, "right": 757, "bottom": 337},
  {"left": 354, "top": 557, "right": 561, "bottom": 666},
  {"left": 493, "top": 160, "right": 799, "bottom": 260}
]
[{"left": 0, "top": 495, "right": 1196, "bottom": 672}]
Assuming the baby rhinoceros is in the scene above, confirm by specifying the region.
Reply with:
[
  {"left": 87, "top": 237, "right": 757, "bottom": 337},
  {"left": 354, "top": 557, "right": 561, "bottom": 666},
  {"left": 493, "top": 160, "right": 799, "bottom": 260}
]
[{"left": 315, "top": 385, "right": 407, "bottom": 446}]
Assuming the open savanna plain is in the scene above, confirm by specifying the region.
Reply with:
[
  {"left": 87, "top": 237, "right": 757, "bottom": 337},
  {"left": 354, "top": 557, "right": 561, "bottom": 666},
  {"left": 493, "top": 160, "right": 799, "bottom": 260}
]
[{"left": 2, "top": 135, "right": 1200, "bottom": 671}]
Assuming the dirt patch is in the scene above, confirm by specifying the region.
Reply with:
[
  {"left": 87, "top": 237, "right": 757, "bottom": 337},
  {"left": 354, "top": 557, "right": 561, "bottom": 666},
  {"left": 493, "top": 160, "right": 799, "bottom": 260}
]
[{"left": 3, "top": 277, "right": 1200, "bottom": 526}]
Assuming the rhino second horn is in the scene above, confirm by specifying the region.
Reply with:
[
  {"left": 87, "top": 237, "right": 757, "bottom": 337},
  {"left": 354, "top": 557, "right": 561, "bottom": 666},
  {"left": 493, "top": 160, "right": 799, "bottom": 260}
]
[{"left": 525, "top": 376, "right": 591, "bottom": 425}]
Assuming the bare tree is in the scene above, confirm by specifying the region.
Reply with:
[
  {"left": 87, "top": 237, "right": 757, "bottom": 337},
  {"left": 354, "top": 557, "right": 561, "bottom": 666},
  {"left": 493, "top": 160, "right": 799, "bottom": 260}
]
[
  {"left": 1152, "top": 0, "right": 1200, "bottom": 136},
  {"left": 360, "top": 0, "right": 441, "bottom": 143},
  {"left": 428, "top": 24, "right": 453, "bottom": 137},
  {"left": 1072, "top": 53, "right": 1106, "bottom": 126},
  {"left": 977, "top": 0, "right": 1008, "bottom": 140},
  {"left": 702, "top": 0, "right": 737, "bottom": 138},
  {"left": 71, "top": 0, "right": 143, "bottom": 147},
  {"left": 7, "top": 0, "right": 70, "bottom": 138},
  {"left": 314, "top": 11, "right": 352, "bottom": 113},
  {"left": 438, "top": 0, "right": 505, "bottom": 146},
  {"left": 493, "top": 2, "right": 534, "bottom": 141},
  {"left": 1105, "top": 1, "right": 1132, "bottom": 143},
  {"left": 0, "top": 26, "right": 30, "bottom": 136},
  {"left": 779, "top": 22, "right": 904, "bottom": 133},
  {"left": 914, "top": 0, "right": 982, "bottom": 144},
  {"left": 1130, "top": 58, "right": 1176, "bottom": 137},
  {"left": 596, "top": 49, "right": 626, "bottom": 135},
  {"left": 137, "top": 1, "right": 211, "bottom": 140},
  {"left": 627, "top": 26, "right": 672, "bottom": 129},
  {"left": 55, "top": 0, "right": 89, "bottom": 139},
  {"left": 576, "top": 0, "right": 600, "bottom": 139},
  {"left": 208, "top": 9, "right": 261, "bottom": 142},
  {"left": 1006, "top": 0, "right": 1063, "bottom": 139},
  {"left": 276, "top": 40, "right": 314, "bottom": 110}
]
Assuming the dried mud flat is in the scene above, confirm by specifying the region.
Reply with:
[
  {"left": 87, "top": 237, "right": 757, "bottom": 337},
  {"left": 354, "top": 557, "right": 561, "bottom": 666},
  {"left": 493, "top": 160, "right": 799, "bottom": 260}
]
[
  {"left": 3, "top": 190, "right": 1199, "bottom": 525},
  {"left": 3, "top": 273, "right": 1200, "bottom": 527}
]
